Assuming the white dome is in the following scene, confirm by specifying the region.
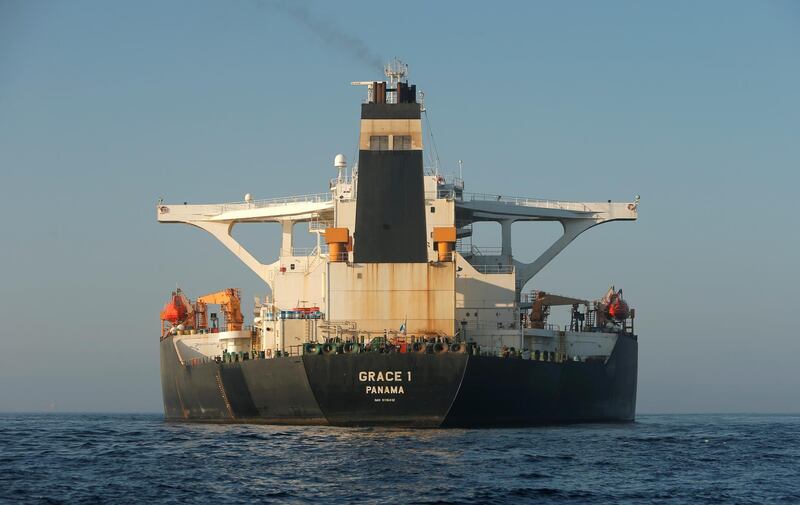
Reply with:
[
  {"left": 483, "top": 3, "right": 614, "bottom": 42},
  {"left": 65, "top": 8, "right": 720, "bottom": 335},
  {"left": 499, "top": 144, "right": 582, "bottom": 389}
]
[{"left": 334, "top": 154, "right": 347, "bottom": 169}]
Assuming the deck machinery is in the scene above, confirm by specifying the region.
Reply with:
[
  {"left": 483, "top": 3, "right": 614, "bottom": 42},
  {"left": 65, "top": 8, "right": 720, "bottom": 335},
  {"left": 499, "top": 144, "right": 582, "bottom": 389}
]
[{"left": 156, "top": 64, "right": 640, "bottom": 426}]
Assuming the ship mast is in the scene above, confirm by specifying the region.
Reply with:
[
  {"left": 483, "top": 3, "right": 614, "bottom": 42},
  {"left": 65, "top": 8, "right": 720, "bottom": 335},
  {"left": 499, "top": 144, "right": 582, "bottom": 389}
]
[{"left": 383, "top": 58, "right": 408, "bottom": 104}]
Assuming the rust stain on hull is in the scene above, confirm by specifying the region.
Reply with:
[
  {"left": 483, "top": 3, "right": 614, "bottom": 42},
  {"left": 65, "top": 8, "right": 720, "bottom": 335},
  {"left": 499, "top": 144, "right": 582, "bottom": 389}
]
[{"left": 329, "top": 262, "right": 455, "bottom": 335}]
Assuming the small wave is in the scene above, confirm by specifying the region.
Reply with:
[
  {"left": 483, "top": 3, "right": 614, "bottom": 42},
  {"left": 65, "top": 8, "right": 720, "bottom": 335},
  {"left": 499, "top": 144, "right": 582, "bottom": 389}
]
[
  {"left": 517, "top": 472, "right": 552, "bottom": 480},
  {"left": 523, "top": 453, "right": 576, "bottom": 462},
  {"left": 504, "top": 487, "right": 597, "bottom": 499}
]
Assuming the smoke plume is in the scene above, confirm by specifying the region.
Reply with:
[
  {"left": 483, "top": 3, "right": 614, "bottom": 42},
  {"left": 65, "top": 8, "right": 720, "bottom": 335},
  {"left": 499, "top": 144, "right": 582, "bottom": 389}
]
[{"left": 263, "top": 1, "right": 384, "bottom": 72}]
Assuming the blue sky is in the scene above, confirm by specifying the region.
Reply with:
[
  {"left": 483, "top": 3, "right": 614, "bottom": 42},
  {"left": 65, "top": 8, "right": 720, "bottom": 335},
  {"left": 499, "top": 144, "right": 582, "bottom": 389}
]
[{"left": 1, "top": 0, "right": 798, "bottom": 413}]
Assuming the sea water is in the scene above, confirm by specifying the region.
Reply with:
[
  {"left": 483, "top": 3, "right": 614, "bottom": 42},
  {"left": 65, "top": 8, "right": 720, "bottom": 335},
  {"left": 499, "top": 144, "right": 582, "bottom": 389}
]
[{"left": 1, "top": 413, "right": 797, "bottom": 504}]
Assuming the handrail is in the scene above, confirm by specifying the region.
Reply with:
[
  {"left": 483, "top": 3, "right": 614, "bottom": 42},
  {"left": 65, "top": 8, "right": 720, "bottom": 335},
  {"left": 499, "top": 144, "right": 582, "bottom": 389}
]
[
  {"left": 221, "top": 192, "right": 333, "bottom": 212},
  {"left": 424, "top": 190, "right": 458, "bottom": 201},
  {"left": 432, "top": 172, "right": 465, "bottom": 189},
  {"left": 472, "top": 264, "right": 514, "bottom": 274},
  {"left": 329, "top": 251, "right": 350, "bottom": 262},
  {"left": 289, "top": 245, "right": 328, "bottom": 257},
  {"left": 456, "top": 244, "right": 503, "bottom": 256},
  {"left": 462, "top": 192, "right": 592, "bottom": 212},
  {"left": 308, "top": 220, "right": 334, "bottom": 231},
  {"left": 330, "top": 176, "right": 355, "bottom": 186},
  {"left": 458, "top": 322, "right": 519, "bottom": 331}
]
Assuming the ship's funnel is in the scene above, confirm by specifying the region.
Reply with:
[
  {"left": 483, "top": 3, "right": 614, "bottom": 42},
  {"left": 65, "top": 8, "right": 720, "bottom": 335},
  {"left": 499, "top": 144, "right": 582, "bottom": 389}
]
[{"left": 352, "top": 68, "right": 425, "bottom": 263}]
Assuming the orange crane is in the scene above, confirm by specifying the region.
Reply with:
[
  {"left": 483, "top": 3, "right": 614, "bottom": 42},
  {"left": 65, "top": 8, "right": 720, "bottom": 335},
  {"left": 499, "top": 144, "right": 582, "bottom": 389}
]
[{"left": 195, "top": 288, "right": 243, "bottom": 332}]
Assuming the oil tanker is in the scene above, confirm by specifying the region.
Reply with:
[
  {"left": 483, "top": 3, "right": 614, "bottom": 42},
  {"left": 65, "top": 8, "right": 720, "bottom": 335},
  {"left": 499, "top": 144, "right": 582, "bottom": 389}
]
[{"left": 156, "top": 61, "right": 640, "bottom": 426}]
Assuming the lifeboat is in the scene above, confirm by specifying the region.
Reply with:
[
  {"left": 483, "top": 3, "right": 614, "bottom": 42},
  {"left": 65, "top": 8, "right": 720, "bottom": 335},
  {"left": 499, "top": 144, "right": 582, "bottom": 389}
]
[
  {"left": 160, "top": 293, "right": 188, "bottom": 324},
  {"left": 607, "top": 296, "right": 629, "bottom": 321},
  {"left": 606, "top": 289, "right": 631, "bottom": 321}
]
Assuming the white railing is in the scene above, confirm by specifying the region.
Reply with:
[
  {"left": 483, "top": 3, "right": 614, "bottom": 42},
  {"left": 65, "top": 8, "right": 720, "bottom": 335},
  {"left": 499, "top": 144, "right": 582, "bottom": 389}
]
[
  {"left": 289, "top": 245, "right": 328, "bottom": 257},
  {"left": 472, "top": 264, "right": 514, "bottom": 274},
  {"left": 221, "top": 193, "right": 333, "bottom": 213},
  {"left": 462, "top": 193, "right": 592, "bottom": 212},
  {"left": 457, "top": 244, "right": 503, "bottom": 256},
  {"left": 308, "top": 220, "right": 334, "bottom": 232},
  {"left": 330, "top": 176, "right": 355, "bottom": 187}
]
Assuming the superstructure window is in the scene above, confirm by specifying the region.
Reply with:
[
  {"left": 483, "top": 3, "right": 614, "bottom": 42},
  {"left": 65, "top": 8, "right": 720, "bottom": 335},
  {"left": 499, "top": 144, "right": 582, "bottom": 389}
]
[
  {"left": 369, "top": 135, "right": 389, "bottom": 151},
  {"left": 393, "top": 135, "right": 412, "bottom": 150}
]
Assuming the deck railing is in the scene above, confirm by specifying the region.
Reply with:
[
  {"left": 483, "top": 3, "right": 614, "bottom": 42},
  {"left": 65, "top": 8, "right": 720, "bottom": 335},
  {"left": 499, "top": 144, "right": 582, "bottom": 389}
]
[
  {"left": 308, "top": 219, "right": 334, "bottom": 231},
  {"left": 462, "top": 192, "right": 592, "bottom": 212},
  {"left": 221, "top": 192, "right": 333, "bottom": 213},
  {"left": 456, "top": 244, "right": 504, "bottom": 257},
  {"left": 471, "top": 264, "right": 514, "bottom": 274},
  {"left": 289, "top": 245, "right": 329, "bottom": 257}
]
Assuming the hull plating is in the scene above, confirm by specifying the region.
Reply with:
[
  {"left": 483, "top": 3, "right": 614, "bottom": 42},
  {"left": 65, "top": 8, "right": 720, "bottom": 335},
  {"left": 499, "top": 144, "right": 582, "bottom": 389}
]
[{"left": 160, "top": 336, "right": 637, "bottom": 427}]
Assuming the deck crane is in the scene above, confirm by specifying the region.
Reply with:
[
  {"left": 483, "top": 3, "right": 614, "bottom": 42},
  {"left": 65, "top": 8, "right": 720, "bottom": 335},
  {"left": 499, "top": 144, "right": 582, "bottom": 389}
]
[{"left": 195, "top": 288, "right": 243, "bottom": 332}]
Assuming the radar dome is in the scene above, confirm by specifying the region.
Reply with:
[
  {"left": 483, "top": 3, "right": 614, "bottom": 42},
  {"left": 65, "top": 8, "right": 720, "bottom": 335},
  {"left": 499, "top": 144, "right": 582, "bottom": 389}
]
[
  {"left": 244, "top": 193, "right": 252, "bottom": 203},
  {"left": 334, "top": 154, "right": 347, "bottom": 169}
]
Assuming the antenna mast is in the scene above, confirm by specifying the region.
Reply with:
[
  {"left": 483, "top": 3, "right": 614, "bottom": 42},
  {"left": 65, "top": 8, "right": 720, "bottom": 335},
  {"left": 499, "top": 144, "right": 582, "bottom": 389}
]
[{"left": 384, "top": 58, "right": 408, "bottom": 104}]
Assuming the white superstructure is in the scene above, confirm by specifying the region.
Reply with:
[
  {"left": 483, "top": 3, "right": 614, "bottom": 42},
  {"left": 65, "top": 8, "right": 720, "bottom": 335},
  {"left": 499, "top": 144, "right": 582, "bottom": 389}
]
[{"left": 158, "top": 165, "right": 637, "bottom": 358}]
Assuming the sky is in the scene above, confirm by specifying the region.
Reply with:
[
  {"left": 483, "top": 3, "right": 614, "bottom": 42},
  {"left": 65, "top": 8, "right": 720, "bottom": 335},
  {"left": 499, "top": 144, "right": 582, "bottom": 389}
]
[{"left": 1, "top": 0, "right": 798, "bottom": 414}]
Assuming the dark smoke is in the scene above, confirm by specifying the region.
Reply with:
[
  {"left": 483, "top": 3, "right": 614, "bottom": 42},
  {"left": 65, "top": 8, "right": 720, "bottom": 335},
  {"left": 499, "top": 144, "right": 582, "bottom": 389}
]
[{"left": 263, "top": 0, "right": 384, "bottom": 72}]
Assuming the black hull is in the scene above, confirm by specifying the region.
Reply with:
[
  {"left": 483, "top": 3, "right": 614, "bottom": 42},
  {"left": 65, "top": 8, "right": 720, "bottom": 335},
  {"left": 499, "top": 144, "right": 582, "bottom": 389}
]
[{"left": 160, "top": 336, "right": 637, "bottom": 427}]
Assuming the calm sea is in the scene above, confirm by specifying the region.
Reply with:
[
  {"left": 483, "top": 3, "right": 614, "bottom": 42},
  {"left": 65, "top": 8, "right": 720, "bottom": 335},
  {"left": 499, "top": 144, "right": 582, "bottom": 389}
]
[{"left": 0, "top": 413, "right": 797, "bottom": 504}]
